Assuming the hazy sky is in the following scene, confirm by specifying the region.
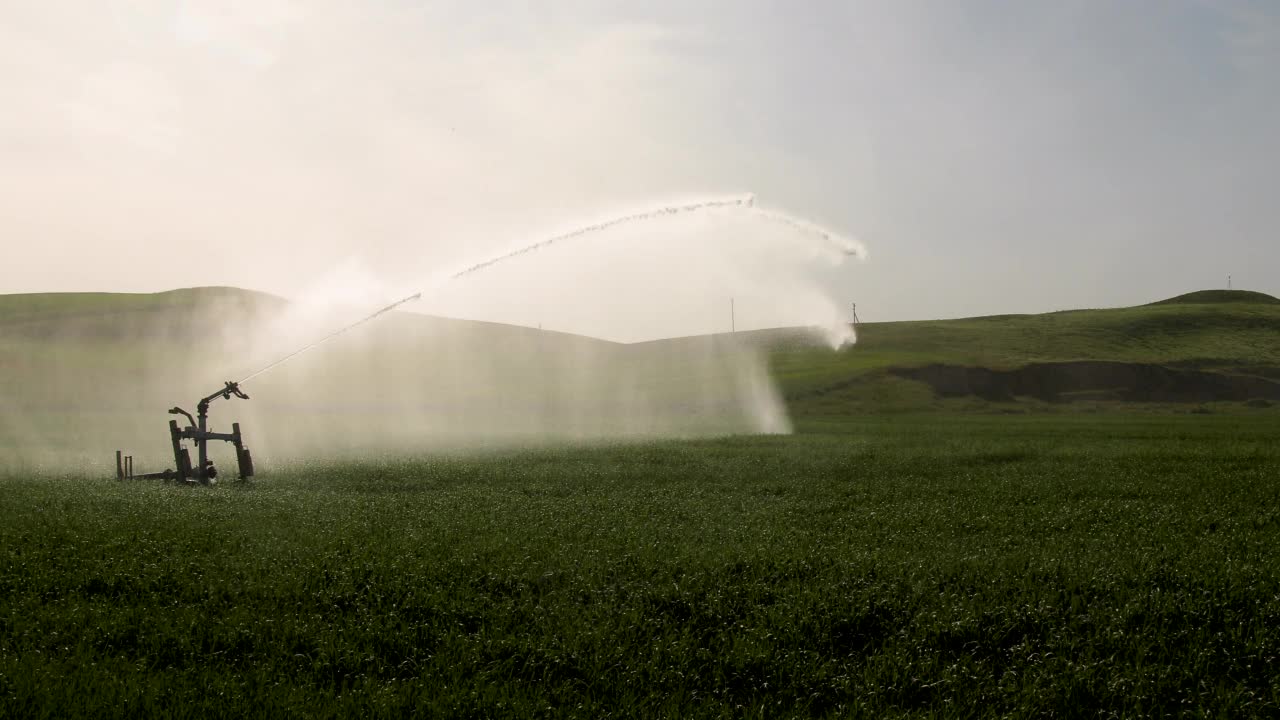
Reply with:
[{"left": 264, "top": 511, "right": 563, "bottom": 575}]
[{"left": 2, "top": 1, "right": 1277, "bottom": 337}]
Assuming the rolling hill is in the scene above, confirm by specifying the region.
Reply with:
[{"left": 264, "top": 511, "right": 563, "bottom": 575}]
[
  {"left": 751, "top": 289, "right": 1280, "bottom": 413},
  {"left": 2, "top": 287, "right": 1278, "bottom": 447},
  {"left": 0, "top": 288, "right": 783, "bottom": 466}
]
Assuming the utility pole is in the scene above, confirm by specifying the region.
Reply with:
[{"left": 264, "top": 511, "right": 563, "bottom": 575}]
[
  {"left": 730, "top": 298, "right": 736, "bottom": 333},
  {"left": 850, "top": 302, "right": 861, "bottom": 326},
  {"left": 1228, "top": 275, "right": 1232, "bottom": 291}
]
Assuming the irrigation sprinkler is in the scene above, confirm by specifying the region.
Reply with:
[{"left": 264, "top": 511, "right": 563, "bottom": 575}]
[
  {"left": 113, "top": 292, "right": 424, "bottom": 484},
  {"left": 116, "top": 381, "right": 255, "bottom": 485},
  {"left": 107, "top": 194, "right": 861, "bottom": 484}
]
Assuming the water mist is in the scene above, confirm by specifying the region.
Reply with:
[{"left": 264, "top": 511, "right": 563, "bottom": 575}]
[{"left": 0, "top": 195, "right": 865, "bottom": 471}]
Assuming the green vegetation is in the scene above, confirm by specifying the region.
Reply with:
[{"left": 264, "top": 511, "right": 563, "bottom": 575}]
[
  {"left": 0, "top": 287, "right": 282, "bottom": 320},
  {"left": 3, "top": 415, "right": 1278, "bottom": 716},
  {"left": 763, "top": 290, "right": 1280, "bottom": 412},
  {"left": 3, "top": 288, "right": 1280, "bottom": 716},
  {"left": 5, "top": 287, "right": 1280, "bottom": 418},
  {"left": 1149, "top": 289, "right": 1280, "bottom": 306}
]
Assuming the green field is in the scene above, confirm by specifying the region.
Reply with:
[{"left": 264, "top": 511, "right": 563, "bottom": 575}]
[
  {"left": 3, "top": 289, "right": 1280, "bottom": 716},
  {"left": 3, "top": 415, "right": 1279, "bottom": 717}
]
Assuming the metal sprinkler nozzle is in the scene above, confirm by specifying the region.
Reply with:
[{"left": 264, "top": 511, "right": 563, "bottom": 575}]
[{"left": 221, "top": 381, "right": 249, "bottom": 400}]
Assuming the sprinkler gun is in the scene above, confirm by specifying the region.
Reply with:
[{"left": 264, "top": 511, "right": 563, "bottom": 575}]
[
  {"left": 116, "top": 381, "right": 255, "bottom": 485},
  {"left": 111, "top": 291, "right": 426, "bottom": 484}
]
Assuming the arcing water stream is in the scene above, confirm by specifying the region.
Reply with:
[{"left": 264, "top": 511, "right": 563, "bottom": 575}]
[
  {"left": 235, "top": 195, "right": 863, "bottom": 385},
  {"left": 237, "top": 292, "right": 423, "bottom": 384},
  {"left": 448, "top": 195, "right": 759, "bottom": 281},
  {"left": 6, "top": 194, "right": 865, "bottom": 467}
]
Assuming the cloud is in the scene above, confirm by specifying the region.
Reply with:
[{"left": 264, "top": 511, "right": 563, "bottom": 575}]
[
  {"left": 0, "top": 4, "right": 717, "bottom": 285},
  {"left": 1, "top": 1, "right": 1277, "bottom": 328}
]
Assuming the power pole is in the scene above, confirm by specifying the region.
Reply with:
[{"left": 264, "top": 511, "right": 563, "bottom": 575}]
[
  {"left": 1228, "top": 275, "right": 1232, "bottom": 290},
  {"left": 850, "top": 302, "right": 861, "bottom": 326},
  {"left": 730, "top": 298, "right": 736, "bottom": 333}
]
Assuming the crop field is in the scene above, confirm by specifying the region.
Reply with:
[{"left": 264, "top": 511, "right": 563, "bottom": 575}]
[{"left": 3, "top": 413, "right": 1278, "bottom": 717}]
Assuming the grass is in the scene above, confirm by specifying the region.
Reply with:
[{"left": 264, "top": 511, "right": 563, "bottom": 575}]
[
  {"left": 770, "top": 299, "right": 1280, "bottom": 395},
  {"left": 0, "top": 287, "right": 283, "bottom": 321},
  {"left": 4, "top": 288, "right": 1280, "bottom": 715},
  {"left": 5, "top": 287, "right": 1280, "bottom": 418},
  {"left": 3, "top": 414, "right": 1279, "bottom": 717},
  {"left": 763, "top": 293, "right": 1280, "bottom": 413},
  {"left": 1149, "top": 290, "right": 1280, "bottom": 306}
]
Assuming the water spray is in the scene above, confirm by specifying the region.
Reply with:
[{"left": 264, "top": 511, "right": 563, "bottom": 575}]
[
  {"left": 111, "top": 192, "right": 861, "bottom": 482},
  {"left": 238, "top": 292, "right": 423, "bottom": 384},
  {"left": 114, "top": 292, "right": 424, "bottom": 484},
  {"left": 447, "top": 195, "right": 756, "bottom": 281},
  {"left": 436, "top": 194, "right": 862, "bottom": 287},
  {"left": 744, "top": 208, "right": 867, "bottom": 260}
]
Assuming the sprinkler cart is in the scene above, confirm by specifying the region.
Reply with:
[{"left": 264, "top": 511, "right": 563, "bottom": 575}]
[
  {"left": 111, "top": 291, "right": 429, "bottom": 484},
  {"left": 116, "top": 381, "right": 255, "bottom": 484}
]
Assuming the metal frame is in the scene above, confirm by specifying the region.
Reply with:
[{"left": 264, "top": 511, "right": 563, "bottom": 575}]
[{"left": 116, "top": 381, "right": 255, "bottom": 484}]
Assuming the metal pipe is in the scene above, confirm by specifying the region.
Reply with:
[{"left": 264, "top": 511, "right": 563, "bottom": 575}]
[
  {"left": 169, "top": 420, "right": 186, "bottom": 482},
  {"left": 197, "top": 404, "right": 208, "bottom": 482}
]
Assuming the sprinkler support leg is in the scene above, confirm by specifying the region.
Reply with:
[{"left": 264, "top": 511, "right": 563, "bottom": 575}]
[{"left": 169, "top": 420, "right": 187, "bottom": 482}]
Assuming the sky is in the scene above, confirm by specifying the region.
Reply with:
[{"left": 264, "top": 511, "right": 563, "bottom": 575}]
[{"left": 2, "top": 1, "right": 1277, "bottom": 339}]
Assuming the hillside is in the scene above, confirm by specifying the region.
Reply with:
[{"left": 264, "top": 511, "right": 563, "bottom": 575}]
[
  {"left": 1148, "top": 289, "right": 1280, "bottom": 306},
  {"left": 754, "top": 290, "right": 1280, "bottom": 413},
  {"left": 0, "top": 288, "right": 783, "bottom": 467},
  {"left": 0, "top": 287, "right": 599, "bottom": 345},
  {"left": 3, "top": 287, "right": 1279, "bottom": 456}
]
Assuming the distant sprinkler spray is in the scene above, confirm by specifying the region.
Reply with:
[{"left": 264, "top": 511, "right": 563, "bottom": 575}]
[{"left": 237, "top": 292, "right": 422, "bottom": 384}]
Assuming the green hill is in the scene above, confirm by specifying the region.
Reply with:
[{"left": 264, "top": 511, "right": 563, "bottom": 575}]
[
  {"left": 756, "top": 290, "right": 1280, "bottom": 413},
  {"left": 0, "top": 286, "right": 284, "bottom": 327},
  {"left": 3, "top": 287, "right": 1279, "bottom": 463},
  {"left": 0, "top": 288, "right": 781, "bottom": 466},
  {"left": 1148, "top": 289, "right": 1280, "bottom": 306}
]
